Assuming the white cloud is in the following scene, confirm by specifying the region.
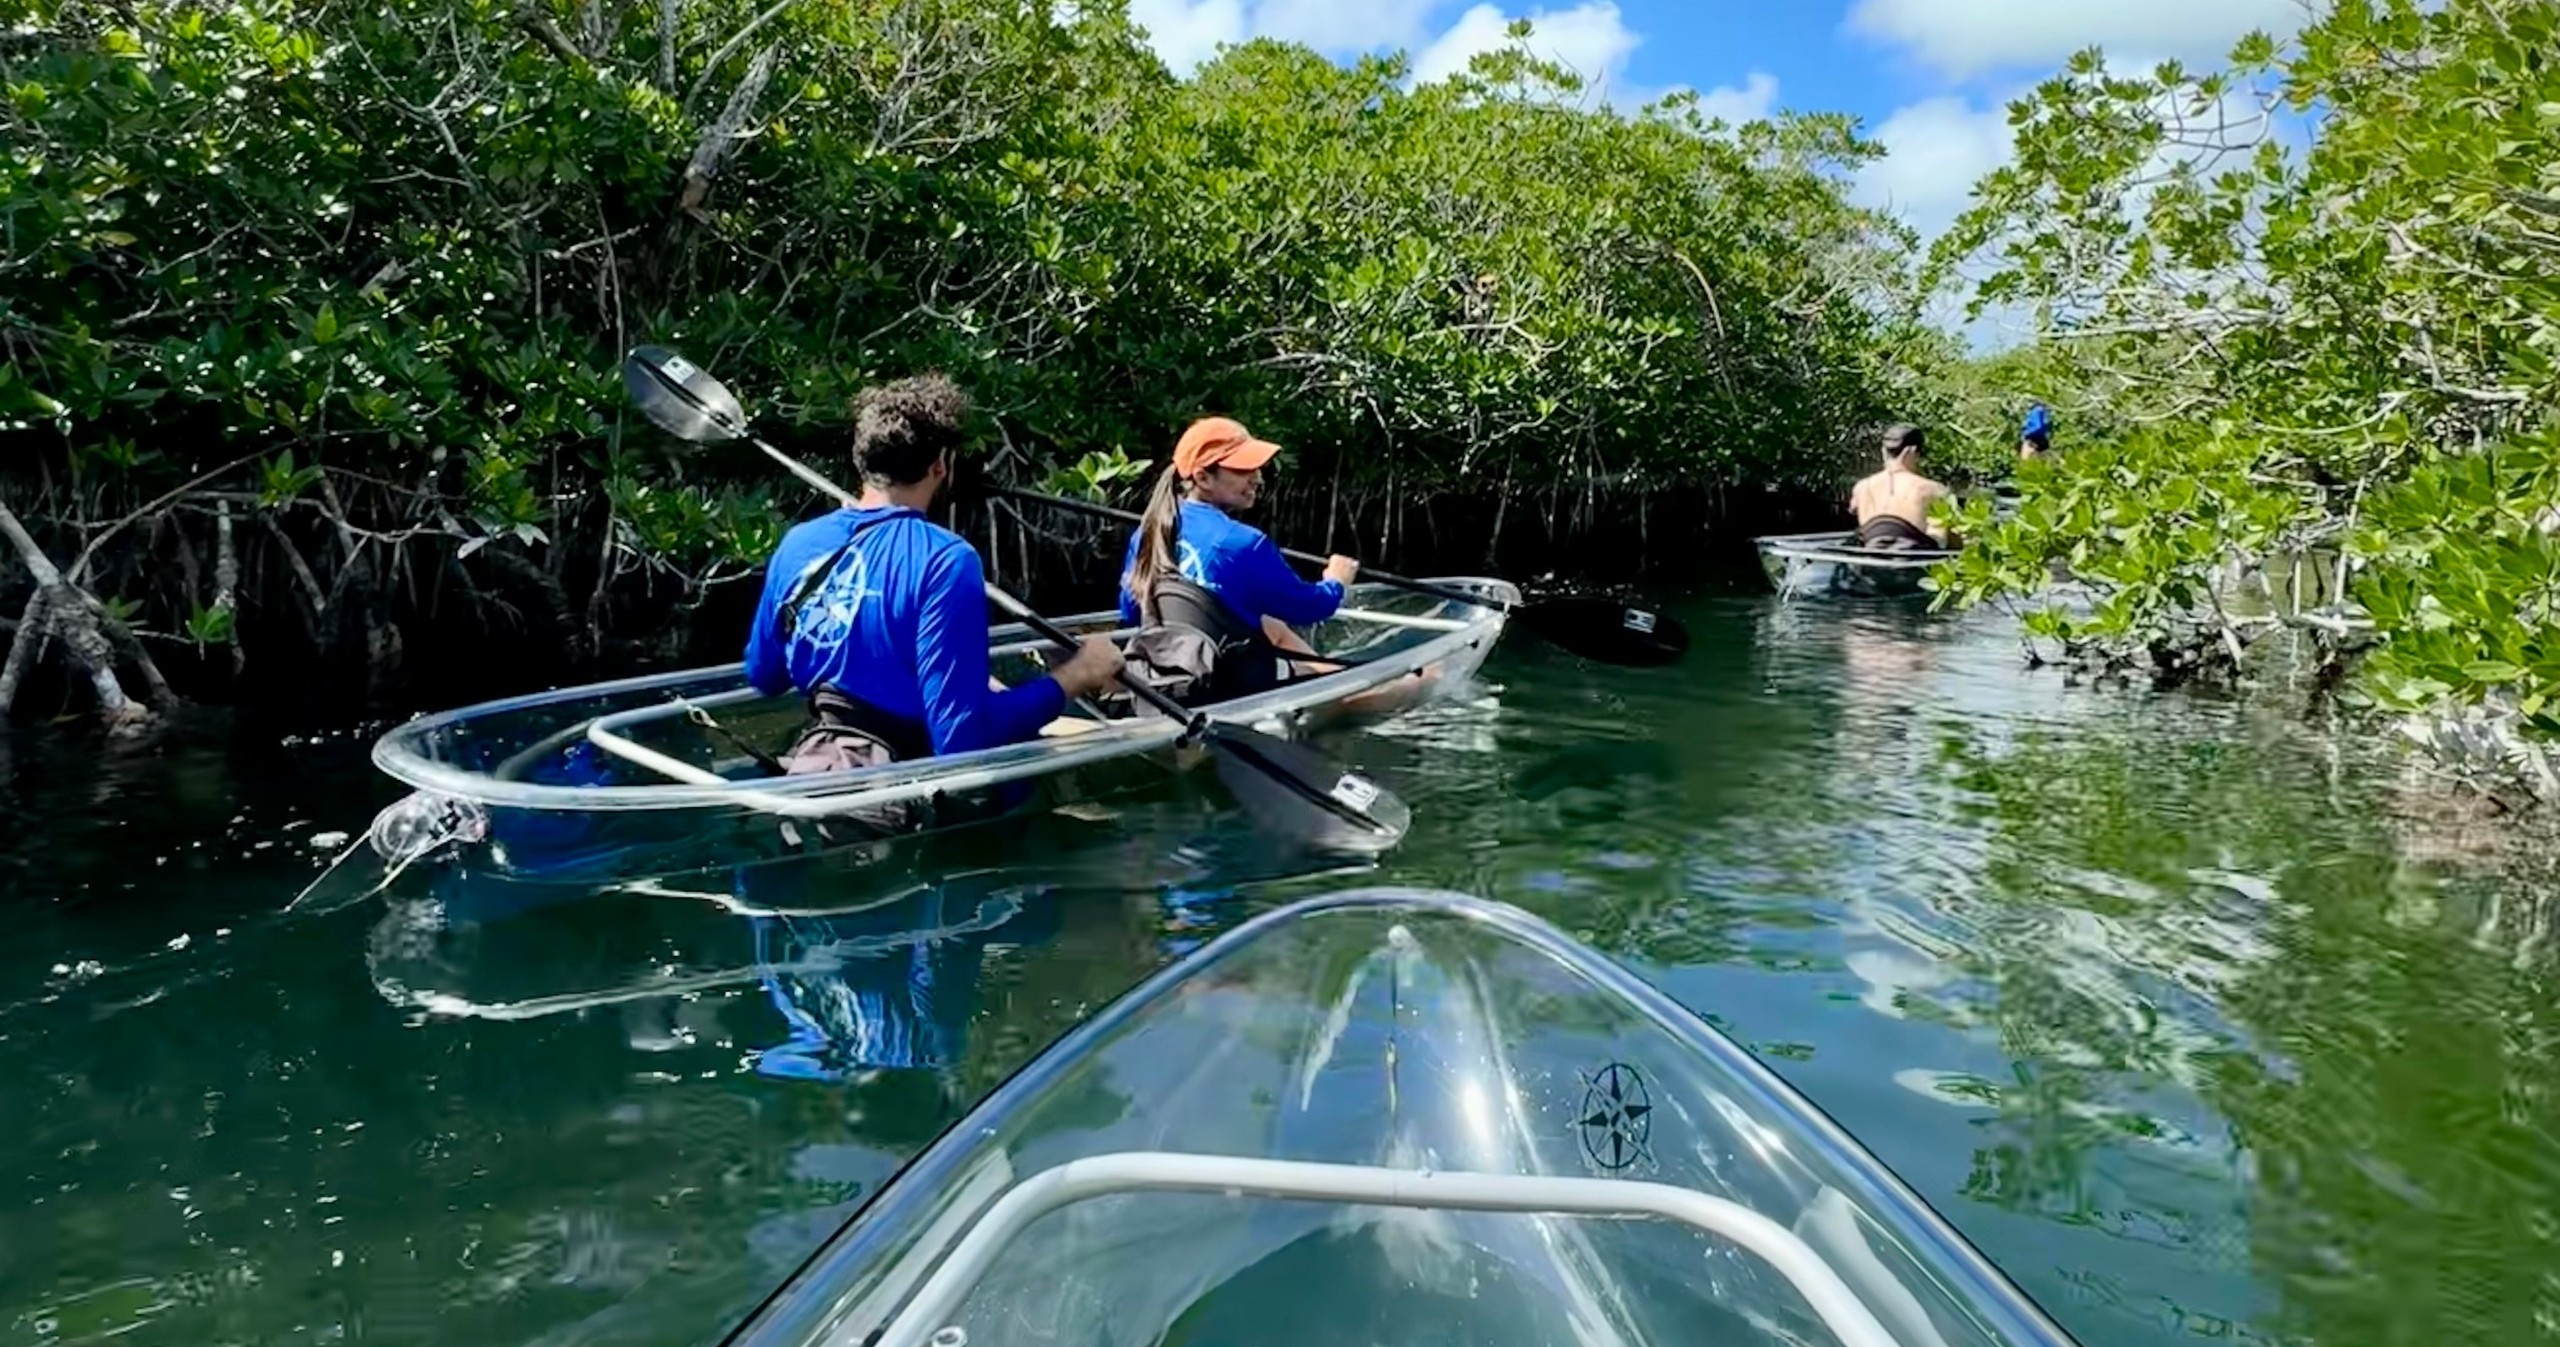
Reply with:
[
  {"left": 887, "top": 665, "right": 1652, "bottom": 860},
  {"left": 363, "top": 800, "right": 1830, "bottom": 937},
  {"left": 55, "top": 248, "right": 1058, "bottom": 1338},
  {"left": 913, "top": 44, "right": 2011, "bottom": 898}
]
[
  {"left": 1857, "top": 44, "right": 2283, "bottom": 246},
  {"left": 1845, "top": 0, "right": 2308, "bottom": 80},
  {"left": 1409, "top": 1, "right": 1641, "bottom": 90},
  {"left": 1126, "top": 0, "right": 1247, "bottom": 74},
  {"left": 1251, "top": 0, "right": 1446, "bottom": 55},
  {"left": 1853, "top": 95, "right": 2016, "bottom": 244},
  {"left": 1408, "top": 4, "right": 1768, "bottom": 117},
  {"left": 1861, "top": 60, "right": 2281, "bottom": 354},
  {"left": 1125, "top": 0, "right": 1712, "bottom": 114},
  {"left": 1849, "top": 95, "right": 2027, "bottom": 344},
  {"left": 1691, "top": 70, "right": 1779, "bottom": 125}
]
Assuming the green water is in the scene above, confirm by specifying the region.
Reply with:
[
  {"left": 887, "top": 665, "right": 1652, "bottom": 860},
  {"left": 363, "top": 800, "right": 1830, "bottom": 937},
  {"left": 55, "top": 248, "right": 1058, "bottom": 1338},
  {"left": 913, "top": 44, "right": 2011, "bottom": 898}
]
[{"left": 7, "top": 594, "right": 2560, "bottom": 1347}]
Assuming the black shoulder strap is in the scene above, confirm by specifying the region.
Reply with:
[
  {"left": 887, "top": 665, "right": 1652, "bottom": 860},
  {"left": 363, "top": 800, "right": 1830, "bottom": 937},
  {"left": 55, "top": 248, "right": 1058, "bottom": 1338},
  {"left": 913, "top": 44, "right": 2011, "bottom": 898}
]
[{"left": 777, "top": 513, "right": 902, "bottom": 643}]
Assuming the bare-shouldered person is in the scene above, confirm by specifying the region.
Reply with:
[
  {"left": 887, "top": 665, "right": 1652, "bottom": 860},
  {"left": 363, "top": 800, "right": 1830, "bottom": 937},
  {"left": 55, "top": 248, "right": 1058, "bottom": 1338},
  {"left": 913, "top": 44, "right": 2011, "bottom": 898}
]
[{"left": 1848, "top": 423, "right": 1953, "bottom": 550}]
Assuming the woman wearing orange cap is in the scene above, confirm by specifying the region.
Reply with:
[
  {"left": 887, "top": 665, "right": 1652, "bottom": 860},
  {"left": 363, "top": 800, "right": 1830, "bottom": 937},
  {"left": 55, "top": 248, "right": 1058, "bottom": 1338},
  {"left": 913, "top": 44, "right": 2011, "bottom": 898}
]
[{"left": 1116, "top": 416, "right": 1360, "bottom": 700}]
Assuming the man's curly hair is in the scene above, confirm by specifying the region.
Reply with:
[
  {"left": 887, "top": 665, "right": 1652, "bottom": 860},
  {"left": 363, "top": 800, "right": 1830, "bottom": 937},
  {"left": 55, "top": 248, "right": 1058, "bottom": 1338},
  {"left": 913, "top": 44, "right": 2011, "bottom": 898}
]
[{"left": 851, "top": 373, "right": 972, "bottom": 486}]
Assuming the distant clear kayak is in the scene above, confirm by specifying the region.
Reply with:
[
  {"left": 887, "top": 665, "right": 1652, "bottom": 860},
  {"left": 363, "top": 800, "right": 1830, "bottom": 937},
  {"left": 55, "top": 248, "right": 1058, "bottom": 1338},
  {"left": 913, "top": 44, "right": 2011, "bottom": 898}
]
[
  {"left": 1756, "top": 531, "right": 1956, "bottom": 598},
  {"left": 725, "top": 889, "right": 2081, "bottom": 1347}
]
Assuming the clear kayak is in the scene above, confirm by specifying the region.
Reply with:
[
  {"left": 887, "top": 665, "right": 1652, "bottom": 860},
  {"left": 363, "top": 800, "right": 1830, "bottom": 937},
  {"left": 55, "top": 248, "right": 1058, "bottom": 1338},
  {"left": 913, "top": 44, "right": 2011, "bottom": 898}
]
[
  {"left": 360, "top": 580, "right": 1513, "bottom": 879},
  {"left": 726, "top": 888, "right": 2081, "bottom": 1347},
  {"left": 1756, "top": 531, "right": 1953, "bottom": 598}
]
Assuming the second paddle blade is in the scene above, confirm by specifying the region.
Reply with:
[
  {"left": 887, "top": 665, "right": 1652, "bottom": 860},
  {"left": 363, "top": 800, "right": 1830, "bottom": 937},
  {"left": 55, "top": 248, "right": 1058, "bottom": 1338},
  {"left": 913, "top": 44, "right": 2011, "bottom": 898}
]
[
  {"left": 624, "top": 345, "right": 749, "bottom": 444},
  {"left": 1208, "top": 726, "right": 1411, "bottom": 856},
  {"left": 1515, "top": 596, "right": 1691, "bottom": 666}
]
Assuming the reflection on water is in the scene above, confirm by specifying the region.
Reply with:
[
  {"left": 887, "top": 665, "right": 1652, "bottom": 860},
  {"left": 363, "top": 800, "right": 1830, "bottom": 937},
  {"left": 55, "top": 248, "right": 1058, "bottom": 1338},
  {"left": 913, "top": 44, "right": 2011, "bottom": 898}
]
[{"left": 5, "top": 596, "right": 2560, "bottom": 1345}]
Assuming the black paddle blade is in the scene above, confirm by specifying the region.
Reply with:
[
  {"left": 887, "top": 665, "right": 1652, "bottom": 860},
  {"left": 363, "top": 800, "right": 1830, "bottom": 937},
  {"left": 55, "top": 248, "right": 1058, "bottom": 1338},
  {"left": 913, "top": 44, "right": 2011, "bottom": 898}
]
[
  {"left": 1206, "top": 726, "right": 1410, "bottom": 856},
  {"left": 624, "top": 345, "right": 749, "bottom": 444},
  {"left": 1514, "top": 596, "right": 1690, "bottom": 666}
]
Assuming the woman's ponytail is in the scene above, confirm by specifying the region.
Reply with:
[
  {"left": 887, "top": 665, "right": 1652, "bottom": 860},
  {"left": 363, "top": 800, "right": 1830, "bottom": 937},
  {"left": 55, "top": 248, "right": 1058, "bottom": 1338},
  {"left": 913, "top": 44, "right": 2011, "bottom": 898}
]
[{"left": 1123, "top": 464, "right": 1186, "bottom": 620}]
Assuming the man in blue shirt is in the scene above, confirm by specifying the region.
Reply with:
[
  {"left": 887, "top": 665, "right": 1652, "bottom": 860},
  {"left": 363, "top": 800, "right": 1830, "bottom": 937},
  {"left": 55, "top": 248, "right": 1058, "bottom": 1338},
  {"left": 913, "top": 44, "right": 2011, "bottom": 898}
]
[{"left": 743, "top": 374, "right": 1121, "bottom": 762}]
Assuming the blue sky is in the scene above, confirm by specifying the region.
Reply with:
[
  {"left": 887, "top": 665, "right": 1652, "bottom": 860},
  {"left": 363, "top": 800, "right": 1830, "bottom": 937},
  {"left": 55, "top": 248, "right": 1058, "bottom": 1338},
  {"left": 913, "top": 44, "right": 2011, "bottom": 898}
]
[{"left": 1125, "top": 0, "right": 2312, "bottom": 317}]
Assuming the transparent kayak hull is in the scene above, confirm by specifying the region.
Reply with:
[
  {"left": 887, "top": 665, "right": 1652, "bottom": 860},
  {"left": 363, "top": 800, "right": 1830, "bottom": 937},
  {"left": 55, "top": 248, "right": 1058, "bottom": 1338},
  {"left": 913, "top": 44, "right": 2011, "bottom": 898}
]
[
  {"left": 365, "top": 581, "right": 1513, "bottom": 877},
  {"left": 1756, "top": 532, "right": 1950, "bottom": 598},
  {"left": 728, "top": 889, "right": 2080, "bottom": 1347}
]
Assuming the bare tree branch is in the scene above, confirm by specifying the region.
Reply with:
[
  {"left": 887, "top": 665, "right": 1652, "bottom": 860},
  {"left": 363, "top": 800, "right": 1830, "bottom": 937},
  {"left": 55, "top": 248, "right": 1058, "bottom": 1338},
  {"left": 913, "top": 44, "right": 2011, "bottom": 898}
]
[
  {"left": 679, "top": 44, "right": 778, "bottom": 218},
  {"left": 659, "top": 0, "right": 682, "bottom": 91},
  {"left": 516, "top": 0, "right": 585, "bottom": 65},
  {"left": 683, "top": 0, "right": 793, "bottom": 119}
]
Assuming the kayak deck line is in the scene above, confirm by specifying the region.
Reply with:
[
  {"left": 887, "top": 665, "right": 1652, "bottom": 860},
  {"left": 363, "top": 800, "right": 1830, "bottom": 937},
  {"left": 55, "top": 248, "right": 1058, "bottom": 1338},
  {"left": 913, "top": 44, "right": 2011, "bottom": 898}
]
[{"left": 868, "top": 1152, "right": 1902, "bottom": 1347}]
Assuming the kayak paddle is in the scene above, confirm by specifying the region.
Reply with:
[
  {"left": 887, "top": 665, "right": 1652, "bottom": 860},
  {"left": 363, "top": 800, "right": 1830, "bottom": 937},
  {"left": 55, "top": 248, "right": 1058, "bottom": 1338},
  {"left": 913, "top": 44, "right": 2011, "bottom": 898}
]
[
  {"left": 990, "top": 485, "right": 1689, "bottom": 667},
  {"left": 620, "top": 345, "right": 1411, "bottom": 855}
]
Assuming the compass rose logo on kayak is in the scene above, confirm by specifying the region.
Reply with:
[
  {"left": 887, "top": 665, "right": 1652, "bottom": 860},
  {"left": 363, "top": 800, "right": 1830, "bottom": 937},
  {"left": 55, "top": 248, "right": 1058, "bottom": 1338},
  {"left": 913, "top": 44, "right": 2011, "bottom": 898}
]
[
  {"left": 798, "top": 549, "right": 881, "bottom": 653},
  {"left": 1577, "top": 1062, "right": 1652, "bottom": 1172}
]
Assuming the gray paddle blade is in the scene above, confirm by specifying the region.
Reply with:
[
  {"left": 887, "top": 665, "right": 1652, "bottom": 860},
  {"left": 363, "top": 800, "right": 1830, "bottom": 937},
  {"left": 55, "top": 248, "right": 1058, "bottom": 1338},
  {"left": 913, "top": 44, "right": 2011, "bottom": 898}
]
[
  {"left": 624, "top": 345, "right": 748, "bottom": 444},
  {"left": 1208, "top": 726, "right": 1410, "bottom": 856}
]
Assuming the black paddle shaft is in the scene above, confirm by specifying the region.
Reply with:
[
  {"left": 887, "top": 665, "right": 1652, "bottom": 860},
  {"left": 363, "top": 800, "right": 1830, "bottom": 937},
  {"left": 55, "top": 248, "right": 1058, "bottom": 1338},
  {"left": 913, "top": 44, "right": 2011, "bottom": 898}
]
[
  {"left": 990, "top": 487, "right": 1504, "bottom": 614},
  {"left": 977, "top": 585, "right": 1209, "bottom": 737}
]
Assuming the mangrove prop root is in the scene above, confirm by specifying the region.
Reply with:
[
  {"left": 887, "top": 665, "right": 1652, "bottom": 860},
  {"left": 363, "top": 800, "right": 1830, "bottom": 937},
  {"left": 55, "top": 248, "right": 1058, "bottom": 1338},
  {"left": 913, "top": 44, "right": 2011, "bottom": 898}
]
[{"left": 0, "top": 496, "right": 156, "bottom": 733}]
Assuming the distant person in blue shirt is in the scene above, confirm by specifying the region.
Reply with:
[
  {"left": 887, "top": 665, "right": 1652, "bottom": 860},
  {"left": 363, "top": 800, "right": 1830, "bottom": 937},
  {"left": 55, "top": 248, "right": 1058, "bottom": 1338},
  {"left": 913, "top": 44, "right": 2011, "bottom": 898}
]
[
  {"left": 743, "top": 374, "right": 1122, "bottom": 766},
  {"left": 1117, "top": 417, "right": 1359, "bottom": 698},
  {"left": 2020, "top": 403, "right": 2054, "bottom": 459}
]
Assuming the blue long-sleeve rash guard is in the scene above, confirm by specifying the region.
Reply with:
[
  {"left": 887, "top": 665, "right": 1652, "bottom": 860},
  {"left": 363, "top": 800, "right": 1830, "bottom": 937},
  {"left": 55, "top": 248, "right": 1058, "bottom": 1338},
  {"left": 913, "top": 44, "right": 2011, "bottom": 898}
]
[
  {"left": 746, "top": 506, "right": 1064, "bottom": 756},
  {"left": 1117, "top": 501, "right": 1346, "bottom": 630}
]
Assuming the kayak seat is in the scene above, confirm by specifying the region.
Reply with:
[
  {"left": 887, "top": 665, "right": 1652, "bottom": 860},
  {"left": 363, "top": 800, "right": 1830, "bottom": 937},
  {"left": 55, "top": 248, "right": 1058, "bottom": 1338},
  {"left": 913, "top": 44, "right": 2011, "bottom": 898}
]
[
  {"left": 1854, "top": 514, "right": 1942, "bottom": 552},
  {"left": 1122, "top": 577, "right": 1286, "bottom": 709}
]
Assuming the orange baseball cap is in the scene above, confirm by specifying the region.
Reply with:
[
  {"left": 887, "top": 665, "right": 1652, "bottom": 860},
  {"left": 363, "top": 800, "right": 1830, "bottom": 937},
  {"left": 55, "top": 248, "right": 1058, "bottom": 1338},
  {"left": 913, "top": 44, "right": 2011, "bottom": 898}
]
[{"left": 1173, "top": 416, "right": 1282, "bottom": 479}]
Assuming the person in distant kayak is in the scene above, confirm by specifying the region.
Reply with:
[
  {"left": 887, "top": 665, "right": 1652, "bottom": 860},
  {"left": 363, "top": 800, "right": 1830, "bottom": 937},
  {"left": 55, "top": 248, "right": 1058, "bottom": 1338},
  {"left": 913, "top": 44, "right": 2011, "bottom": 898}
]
[
  {"left": 744, "top": 374, "right": 1122, "bottom": 769},
  {"left": 1116, "top": 416, "right": 1360, "bottom": 702},
  {"left": 2019, "top": 403, "right": 2054, "bottom": 459},
  {"left": 1850, "top": 423, "right": 1953, "bottom": 551}
]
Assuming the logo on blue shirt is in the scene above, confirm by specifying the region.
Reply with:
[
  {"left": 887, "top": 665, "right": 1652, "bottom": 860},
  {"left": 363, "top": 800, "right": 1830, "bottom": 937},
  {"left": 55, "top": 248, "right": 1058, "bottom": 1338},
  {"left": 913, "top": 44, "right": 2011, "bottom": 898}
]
[{"left": 794, "top": 547, "right": 881, "bottom": 656}]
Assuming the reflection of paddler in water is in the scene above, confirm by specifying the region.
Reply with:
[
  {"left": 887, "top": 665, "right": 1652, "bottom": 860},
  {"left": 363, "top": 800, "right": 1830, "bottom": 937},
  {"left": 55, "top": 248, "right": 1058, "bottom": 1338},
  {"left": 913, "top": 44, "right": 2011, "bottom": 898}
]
[
  {"left": 1849, "top": 423, "right": 1955, "bottom": 552},
  {"left": 738, "top": 860, "right": 1060, "bottom": 1085},
  {"left": 1838, "top": 624, "right": 1937, "bottom": 716}
]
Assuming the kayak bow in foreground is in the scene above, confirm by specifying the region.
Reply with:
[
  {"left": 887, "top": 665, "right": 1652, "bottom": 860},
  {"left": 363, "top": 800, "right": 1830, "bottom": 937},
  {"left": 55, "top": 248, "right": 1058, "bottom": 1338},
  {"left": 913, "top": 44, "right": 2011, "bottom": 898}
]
[{"left": 726, "top": 888, "right": 2082, "bottom": 1347}]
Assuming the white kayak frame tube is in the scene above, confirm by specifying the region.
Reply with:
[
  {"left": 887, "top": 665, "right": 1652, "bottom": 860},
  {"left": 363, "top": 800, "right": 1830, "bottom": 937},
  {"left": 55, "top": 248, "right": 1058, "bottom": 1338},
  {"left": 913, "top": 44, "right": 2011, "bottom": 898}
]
[
  {"left": 575, "top": 714, "right": 1190, "bottom": 819},
  {"left": 575, "top": 609, "right": 1474, "bottom": 796},
  {"left": 865, "top": 1151, "right": 1904, "bottom": 1347},
  {"left": 1757, "top": 534, "right": 1955, "bottom": 572},
  {"left": 1329, "top": 607, "right": 1474, "bottom": 632}
]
